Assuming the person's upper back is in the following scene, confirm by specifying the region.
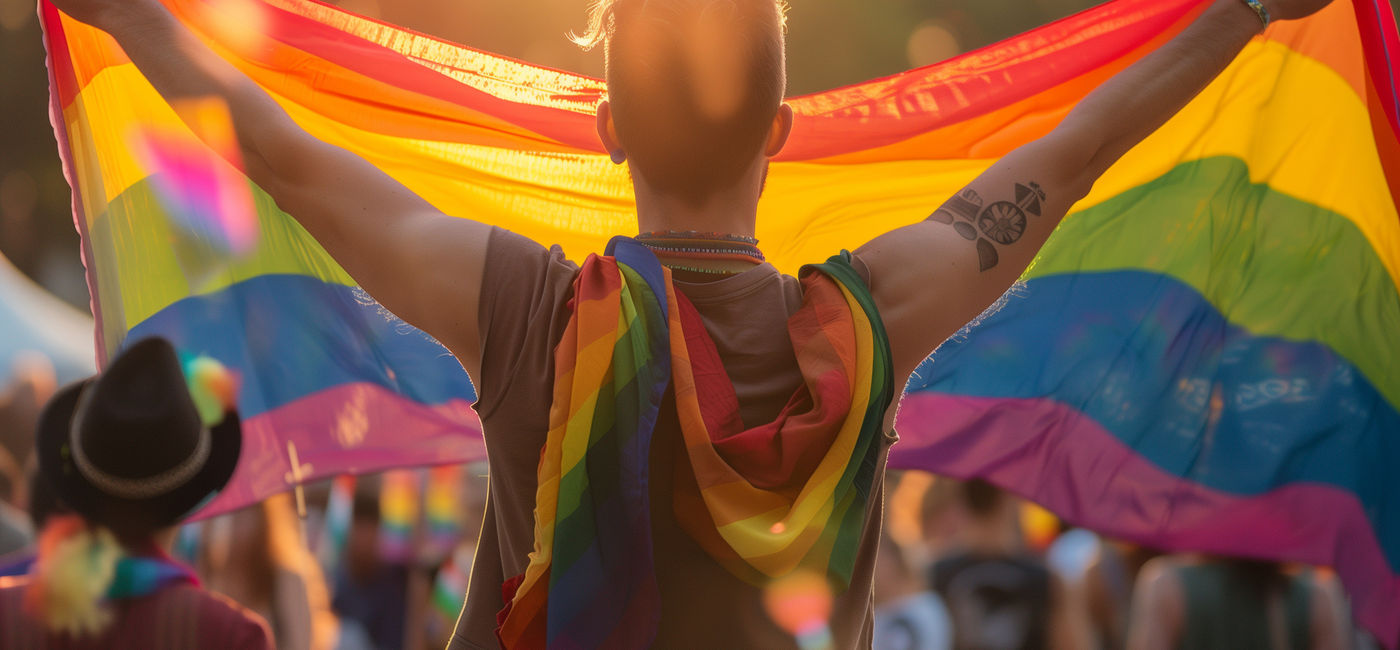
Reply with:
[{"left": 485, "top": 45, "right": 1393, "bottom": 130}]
[
  {"left": 451, "top": 229, "right": 893, "bottom": 649},
  {"left": 1174, "top": 562, "right": 1312, "bottom": 650},
  {"left": 928, "top": 552, "right": 1053, "bottom": 650},
  {"left": 0, "top": 579, "right": 272, "bottom": 650}
]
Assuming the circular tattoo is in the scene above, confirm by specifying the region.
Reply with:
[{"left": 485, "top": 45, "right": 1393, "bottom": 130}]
[
  {"left": 953, "top": 221, "right": 978, "bottom": 241},
  {"left": 978, "top": 202, "right": 1027, "bottom": 245}
]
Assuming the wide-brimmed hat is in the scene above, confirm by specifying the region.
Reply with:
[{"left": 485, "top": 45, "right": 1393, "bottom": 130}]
[{"left": 35, "top": 337, "right": 240, "bottom": 539}]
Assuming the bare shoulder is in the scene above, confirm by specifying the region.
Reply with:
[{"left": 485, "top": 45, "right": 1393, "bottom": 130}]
[
  {"left": 1305, "top": 571, "right": 1348, "bottom": 650},
  {"left": 1134, "top": 556, "right": 1187, "bottom": 596},
  {"left": 855, "top": 228, "right": 983, "bottom": 389},
  {"left": 1126, "top": 556, "right": 1187, "bottom": 650}
]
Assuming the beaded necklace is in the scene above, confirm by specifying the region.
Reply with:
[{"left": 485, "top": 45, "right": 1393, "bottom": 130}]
[{"left": 635, "top": 230, "right": 765, "bottom": 276}]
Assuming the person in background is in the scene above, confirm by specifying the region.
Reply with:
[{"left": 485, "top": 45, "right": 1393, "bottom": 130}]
[
  {"left": 0, "top": 461, "right": 30, "bottom": 558},
  {"left": 927, "top": 479, "right": 1089, "bottom": 650},
  {"left": 425, "top": 464, "right": 488, "bottom": 649},
  {"left": 0, "top": 353, "right": 58, "bottom": 559},
  {"left": 911, "top": 473, "right": 966, "bottom": 572},
  {"left": 1127, "top": 555, "right": 1348, "bottom": 650},
  {"left": 0, "top": 337, "right": 271, "bottom": 649},
  {"left": 874, "top": 525, "right": 953, "bottom": 650},
  {"left": 0, "top": 466, "right": 69, "bottom": 577},
  {"left": 0, "top": 353, "right": 57, "bottom": 487},
  {"left": 1078, "top": 539, "right": 1158, "bottom": 650},
  {"left": 331, "top": 475, "right": 410, "bottom": 650},
  {"left": 200, "top": 492, "right": 340, "bottom": 650}
]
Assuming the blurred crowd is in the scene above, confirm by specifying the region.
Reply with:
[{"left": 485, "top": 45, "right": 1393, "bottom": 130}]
[
  {"left": 0, "top": 349, "right": 1385, "bottom": 650},
  {"left": 0, "top": 349, "right": 490, "bottom": 649},
  {"left": 873, "top": 470, "right": 1380, "bottom": 650}
]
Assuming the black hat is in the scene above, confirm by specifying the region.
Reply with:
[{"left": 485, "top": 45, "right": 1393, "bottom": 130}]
[{"left": 35, "top": 337, "right": 241, "bottom": 539}]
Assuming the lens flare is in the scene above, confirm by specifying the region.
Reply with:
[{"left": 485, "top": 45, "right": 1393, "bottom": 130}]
[
  {"left": 128, "top": 97, "right": 258, "bottom": 261},
  {"left": 1021, "top": 501, "right": 1060, "bottom": 553},
  {"left": 763, "top": 570, "right": 835, "bottom": 650},
  {"left": 198, "top": 0, "right": 270, "bottom": 57},
  {"left": 906, "top": 20, "right": 961, "bottom": 69}
]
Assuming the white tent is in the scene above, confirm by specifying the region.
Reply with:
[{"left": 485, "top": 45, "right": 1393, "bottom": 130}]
[{"left": 0, "top": 253, "right": 95, "bottom": 384}]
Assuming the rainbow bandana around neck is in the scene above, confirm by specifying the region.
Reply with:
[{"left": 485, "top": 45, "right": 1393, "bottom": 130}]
[{"left": 497, "top": 237, "right": 894, "bottom": 649}]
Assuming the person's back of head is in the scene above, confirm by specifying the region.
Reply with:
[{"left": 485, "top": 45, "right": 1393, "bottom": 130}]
[
  {"left": 579, "top": 0, "right": 789, "bottom": 204},
  {"left": 22, "top": 466, "right": 64, "bottom": 534},
  {"left": 959, "top": 478, "right": 1007, "bottom": 520},
  {"left": 18, "top": 338, "right": 248, "bottom": 640}
]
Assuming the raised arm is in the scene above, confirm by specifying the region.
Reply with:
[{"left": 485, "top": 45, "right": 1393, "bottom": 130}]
[
  {"left": 53, "top": 0, "right": 492, "bottom": 377},
  {"left": 858, "top": 0, "right": 1330, "bottom": 387}
]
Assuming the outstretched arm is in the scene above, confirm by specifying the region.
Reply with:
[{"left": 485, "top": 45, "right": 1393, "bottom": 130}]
[
  {"left": 54, "top": 0, "right": 491, "bottom": 377},
  {"left": 858, "top": 0, "right": 1330, "bottom": 387}
]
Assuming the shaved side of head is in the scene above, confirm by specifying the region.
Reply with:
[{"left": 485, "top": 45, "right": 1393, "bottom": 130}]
[{"left": 577, "top": 0, "right": 789, "bottom": 204}]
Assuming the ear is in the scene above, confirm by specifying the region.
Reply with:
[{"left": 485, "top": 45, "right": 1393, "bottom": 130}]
[
  {"left": 596, "top": 100, "right": 625, "bottom": 163},
  {"left": 764, "top": 103, "right": 795, "bottom": 158}
]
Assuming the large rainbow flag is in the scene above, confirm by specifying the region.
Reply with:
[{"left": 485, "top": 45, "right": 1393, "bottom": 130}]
[{"left": 40, "top": 0, "right": 1400, "bottom": 642}]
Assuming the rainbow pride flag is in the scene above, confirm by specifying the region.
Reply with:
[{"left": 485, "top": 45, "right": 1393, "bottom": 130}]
[
  {"left": 40, "top": 0, "right": 1399, "bottom": 641},
  {"left": 424, "top": 464, "right": 465, "bottom": 561}
]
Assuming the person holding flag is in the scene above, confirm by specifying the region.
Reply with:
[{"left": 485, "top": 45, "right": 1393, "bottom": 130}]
[{"left": 42, "top": 0, "right": 1338, "bottom": 647}]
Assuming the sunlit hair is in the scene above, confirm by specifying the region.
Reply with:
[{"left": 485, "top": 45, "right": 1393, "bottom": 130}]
[
  {"left": 574, "top": 0, "right": 791, "bottom": 204},
  {"left": 571, "top": 0, "right": 789, "bottom": 50}
]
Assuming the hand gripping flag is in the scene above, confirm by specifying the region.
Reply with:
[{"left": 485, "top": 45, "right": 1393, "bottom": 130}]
[{"left": 40, "top": 0, "right": 1399, "bottom": 642}]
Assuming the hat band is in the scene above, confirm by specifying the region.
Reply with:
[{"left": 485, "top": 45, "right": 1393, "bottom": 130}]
[{"left": 68, "top": 399, "right": 214, "bottom": 501}]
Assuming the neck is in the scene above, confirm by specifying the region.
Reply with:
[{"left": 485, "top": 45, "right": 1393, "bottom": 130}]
[
  {"left": 630, "top": 163, "right": 765, "bottom": 237},
  {"left": 121, "top": 527, "right": 177, "bottom": 556}
]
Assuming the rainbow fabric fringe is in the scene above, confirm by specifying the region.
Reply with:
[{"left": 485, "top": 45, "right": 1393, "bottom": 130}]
[
  {"left": 497, "top": 239, "right": 890, "bottom": 649},
  {"left": 39, "top": 0, "right": 1400, "bottom": 642}
]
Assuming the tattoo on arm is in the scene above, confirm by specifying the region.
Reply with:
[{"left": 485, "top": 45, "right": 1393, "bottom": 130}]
[{"left": 928, "top": 182, "right": 1046, "bottom": 272}]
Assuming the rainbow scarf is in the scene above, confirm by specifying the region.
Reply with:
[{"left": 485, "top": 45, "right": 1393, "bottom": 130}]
[
  {"left": 496, "top": 238, "right": 891, "bottom": 649},
  {"left": 40, "top": 0, "right": 1400, "bottom": 642}
]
